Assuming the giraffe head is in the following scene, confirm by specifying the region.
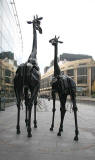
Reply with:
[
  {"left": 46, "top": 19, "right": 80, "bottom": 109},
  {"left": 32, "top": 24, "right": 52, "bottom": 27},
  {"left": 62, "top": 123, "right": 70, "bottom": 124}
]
[
  {"left": 49, "top": 35, "right": 63, "bottom": 46},
  {"left": 27, "top": 15, "right": 43, "bottom": 34}
]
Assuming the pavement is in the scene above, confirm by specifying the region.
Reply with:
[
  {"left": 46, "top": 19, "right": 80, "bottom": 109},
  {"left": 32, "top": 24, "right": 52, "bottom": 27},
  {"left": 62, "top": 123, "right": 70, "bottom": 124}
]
[{"left": 0, "top": 99, "right": 95, "bottom": 160}]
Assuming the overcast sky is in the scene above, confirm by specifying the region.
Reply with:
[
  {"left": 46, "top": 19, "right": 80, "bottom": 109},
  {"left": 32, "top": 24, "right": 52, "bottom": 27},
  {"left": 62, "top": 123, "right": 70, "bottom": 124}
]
[{"left": 15, "top": 0, "right": 95, "bottom": 74}]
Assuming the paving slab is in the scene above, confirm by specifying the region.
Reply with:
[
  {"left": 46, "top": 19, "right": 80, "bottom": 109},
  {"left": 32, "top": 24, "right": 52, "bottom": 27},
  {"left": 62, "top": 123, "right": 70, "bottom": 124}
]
[{"left": 0, "top": 99, "right": 95, "bottom": 160}]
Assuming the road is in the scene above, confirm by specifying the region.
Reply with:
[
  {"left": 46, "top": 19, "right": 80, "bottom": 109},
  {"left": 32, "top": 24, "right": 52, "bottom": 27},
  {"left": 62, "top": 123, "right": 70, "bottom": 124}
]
[{"left": 0, "top": 99, "right": 95, "bottom": 160}]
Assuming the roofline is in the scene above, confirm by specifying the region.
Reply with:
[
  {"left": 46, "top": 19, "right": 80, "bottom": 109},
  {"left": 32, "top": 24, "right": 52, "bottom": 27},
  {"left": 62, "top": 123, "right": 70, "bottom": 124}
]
[{"left": 41, "top": 58, "right": 95, "bottom": 79}]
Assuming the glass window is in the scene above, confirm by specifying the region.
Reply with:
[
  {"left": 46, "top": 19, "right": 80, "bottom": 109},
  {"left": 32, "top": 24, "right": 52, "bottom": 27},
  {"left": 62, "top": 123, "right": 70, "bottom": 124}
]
[
  {"left": 91, "top": 67, "right": 95, "bottom": 82},
  {"left": 77, "top": 76, "right": 87, "bottom": 84},
  {"left": 91, "top": 67, "right": 95, "bottom": 93},
  {"left": 5, "top": 77, "right": 10, "bottom": 83},
  {"left": 77, "top": 67, "right": 87, "bottom": 84},
  {"left": 77, "top": 67, "right": 87, "bottom": 76},
  {"left": 67, "top": 69, "right": 74, "bottom": 76},
  {"left": 5, "top": 69, "right": 11, "bottom": 76}
]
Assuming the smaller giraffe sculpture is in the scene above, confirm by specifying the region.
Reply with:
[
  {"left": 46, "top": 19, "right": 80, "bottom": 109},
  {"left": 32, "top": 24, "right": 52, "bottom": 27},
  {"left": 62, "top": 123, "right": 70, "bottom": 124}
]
[
  {"left": 14, "top": 15, "right": 43, "bottom": 137},
  {"left": 49, "top": 36, "right": 79, "bottom": 141}
]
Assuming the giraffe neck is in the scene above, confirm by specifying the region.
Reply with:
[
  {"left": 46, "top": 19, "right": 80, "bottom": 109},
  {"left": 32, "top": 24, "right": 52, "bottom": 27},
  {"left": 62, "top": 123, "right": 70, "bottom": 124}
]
[
  {"left": 28, "top": 24, "right": 37, "bottom": 61},
  {"left": 54, "top": 44, "right": 61, "bottom": 77}
]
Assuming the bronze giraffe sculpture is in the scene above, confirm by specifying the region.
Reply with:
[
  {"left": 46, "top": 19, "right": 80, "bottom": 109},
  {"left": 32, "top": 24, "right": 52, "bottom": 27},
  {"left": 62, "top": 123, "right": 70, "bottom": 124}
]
[
  {"left": 49, "top": 36, "right": 79, "bottom": 141},
  {"left": 14, "top": 15, "right": 43, "bottom": 137}
]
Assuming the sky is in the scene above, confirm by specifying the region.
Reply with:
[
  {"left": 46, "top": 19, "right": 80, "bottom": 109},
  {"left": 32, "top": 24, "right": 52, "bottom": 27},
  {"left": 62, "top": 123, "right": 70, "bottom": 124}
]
[{"left": 15, "top": 0, "right": 95, "bottom": 74}]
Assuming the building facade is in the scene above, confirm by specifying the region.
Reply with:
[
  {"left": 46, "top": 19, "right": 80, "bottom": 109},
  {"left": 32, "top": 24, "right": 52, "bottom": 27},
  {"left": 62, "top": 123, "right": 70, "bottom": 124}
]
[
  {"left": 0, "top": 0, "right": 23, "bottom": 97},
  {"left": 0, "top": 58, "right": 17, "bottom": 97},
  {"left": 40, "top": 58, "right": 95, "bottom": 97}
]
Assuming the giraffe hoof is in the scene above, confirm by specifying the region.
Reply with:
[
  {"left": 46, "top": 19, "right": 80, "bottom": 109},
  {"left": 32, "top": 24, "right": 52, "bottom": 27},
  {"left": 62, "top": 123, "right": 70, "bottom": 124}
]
[
  {"left": 74, "top": 136, "right": 78, "bottom": 141},
  {"left": 57, "top": 132, "right": 61, "bottom": 136},
  {"left": 34, "top": 125, "right": 37, "bottom": 128},
  {"left": 50, "top": 127, "right": 53, "bottom": 131},
  {"left": 17, "top": 130, "right": 21, "bottom": 134},
  {"left": 28, "top": 133, "right": 32, "bottom": 137}
]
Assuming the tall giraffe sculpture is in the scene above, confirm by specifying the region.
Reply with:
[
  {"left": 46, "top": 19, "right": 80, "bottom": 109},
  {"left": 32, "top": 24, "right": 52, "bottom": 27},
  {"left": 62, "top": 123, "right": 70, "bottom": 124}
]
[
  {"left": 14, "top": 15, "right": 43, "bottom": 137},
  {"left": 49, "top": 36, "right": 79, "bottom": 141}
]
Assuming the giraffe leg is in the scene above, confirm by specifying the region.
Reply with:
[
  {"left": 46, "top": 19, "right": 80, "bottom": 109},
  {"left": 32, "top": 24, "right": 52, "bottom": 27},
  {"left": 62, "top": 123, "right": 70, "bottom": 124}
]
[
  {"left": 27, "top": 104, "right": 32, "bottom": 137},
  {"left": 25, "top": 105, "right": 28, "bottom": 126},
  {"left": 71, "top": 95, "right": 79, "bottom": 141},
  {"left": 34, "top": 96, "right": 37, "bottom": 128},
  {"left": 27, "top": 85, "right": 39, "bottom": 137},
  {"left": 50, "top": 91, "right": 56, "bottom": 131},
  {"left": 57, "top": 94, "right": 67, "bottom": 136},
  {"left": 24, "top": 88, "right": 28, "bottom": 126},
  {"left": 16, "top": 102, "right": 21, "bottom": 134},
  {"left": 15, "top": 88, "right": 21, "bottom": 134}
]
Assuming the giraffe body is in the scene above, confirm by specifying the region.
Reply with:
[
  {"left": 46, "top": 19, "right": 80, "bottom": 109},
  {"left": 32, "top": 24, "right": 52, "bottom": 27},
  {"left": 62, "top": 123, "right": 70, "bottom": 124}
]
[
  {"left": 14, "top": 15, "right": 43, "bottom": 137},
  {"left": 49, "top": 36, "right": 79, "bottom": 141}
]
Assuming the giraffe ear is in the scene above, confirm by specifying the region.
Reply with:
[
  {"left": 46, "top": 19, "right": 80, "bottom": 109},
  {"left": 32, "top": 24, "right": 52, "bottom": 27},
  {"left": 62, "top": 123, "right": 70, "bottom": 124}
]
[
  {"left": 58, "top": 41, "right": 63, "bottom": 44},
  {"left": 37, "top": 17, "right": 43, "bottom": 21},
  {"left": 27, "top": 21, "right": 33, "bottom": 24}
]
